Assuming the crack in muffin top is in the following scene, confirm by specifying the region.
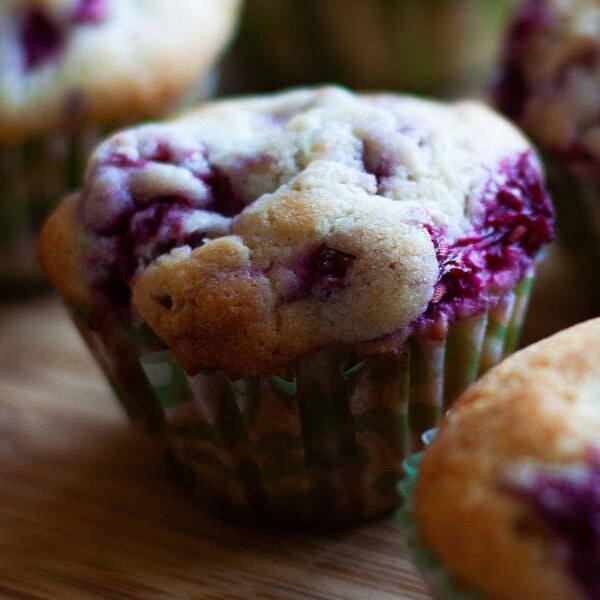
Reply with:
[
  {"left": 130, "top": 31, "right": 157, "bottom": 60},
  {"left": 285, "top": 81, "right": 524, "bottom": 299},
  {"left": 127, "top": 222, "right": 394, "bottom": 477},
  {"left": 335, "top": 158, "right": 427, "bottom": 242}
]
[
  {"left": 494, "top": 0, "right": 600, "bottom": 179},
  {"left": 53, "top": 87, "right": 553, "bottom": 375},
  {"left": 0, "top": 0, "right": 241, "bottom": 143}
]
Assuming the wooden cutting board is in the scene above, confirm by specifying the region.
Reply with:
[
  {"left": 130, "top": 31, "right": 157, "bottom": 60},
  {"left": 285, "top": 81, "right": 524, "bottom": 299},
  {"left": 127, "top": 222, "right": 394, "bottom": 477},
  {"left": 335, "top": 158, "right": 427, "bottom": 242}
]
[
  {"left": 1, "top": 239, "right": 595, "bottom": 599},
  {"left": 0, "top": 294, "right": 429, "bottom": 600}
]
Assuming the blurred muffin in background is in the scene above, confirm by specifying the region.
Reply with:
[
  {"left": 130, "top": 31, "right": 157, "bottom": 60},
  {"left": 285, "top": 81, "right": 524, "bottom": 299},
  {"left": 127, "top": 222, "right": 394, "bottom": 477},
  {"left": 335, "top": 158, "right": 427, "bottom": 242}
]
[
  {"left": 222, "top": 0, "right": 516, "bottom": 97},
  {"left": 0, "top": 0, "right": 241, "bottom": 292},
  {"left": 493, "top": 0, "right": 600, "bottom": 259}
]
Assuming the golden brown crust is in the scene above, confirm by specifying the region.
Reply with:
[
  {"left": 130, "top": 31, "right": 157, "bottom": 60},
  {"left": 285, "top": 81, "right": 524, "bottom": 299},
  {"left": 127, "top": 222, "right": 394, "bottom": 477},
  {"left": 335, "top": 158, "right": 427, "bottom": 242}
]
[
  {"left": 37, "top": 192, "right": 90, "bottom": 306},
  {"left": 132, "top": 181, "right": 438, "bottom": 375},
  {"left": 414, "top": 318, "right": 600, "bottom": 600},
  {"left": 131, "top": 237, "right": 280, "bottom": 378}
]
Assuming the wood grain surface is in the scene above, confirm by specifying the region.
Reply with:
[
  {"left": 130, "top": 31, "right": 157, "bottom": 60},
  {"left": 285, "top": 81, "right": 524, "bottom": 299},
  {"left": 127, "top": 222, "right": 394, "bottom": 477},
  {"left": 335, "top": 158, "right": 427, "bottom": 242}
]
[
  {"left": 1, "top": 240, "right": 596, "bottom": 600},
  {"left": 0, "top": 295, "right": 429, "bottom": 600}
]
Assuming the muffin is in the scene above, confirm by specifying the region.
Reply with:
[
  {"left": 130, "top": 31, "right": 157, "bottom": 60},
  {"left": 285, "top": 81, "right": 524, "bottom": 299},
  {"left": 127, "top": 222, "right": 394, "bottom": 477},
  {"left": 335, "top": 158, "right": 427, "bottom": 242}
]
[
  {"left": 493, "top": 0, "right": 600, "bottom": 255},
  {"left": 0, "top": 0, "right": 242, "bottom": 290},
  {"left": 226, "top": 0, "right": 516, "bottom": 96},
  {"left": 399, "top": 317, "right": 600, "bottom": 599},
  {"left": 39, "top": 87, "right": 554, "bottom": 525}
]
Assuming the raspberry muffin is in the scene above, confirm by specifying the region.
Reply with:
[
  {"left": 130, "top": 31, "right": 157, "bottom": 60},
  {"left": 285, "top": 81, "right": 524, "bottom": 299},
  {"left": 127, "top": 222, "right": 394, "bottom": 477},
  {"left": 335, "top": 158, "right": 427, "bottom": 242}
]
[
  {"left": 228, "top": 0, "right": 515, "bottom": 96},
  {"left": 494, "top": 0, "right": 600, "bottom": 254},
  {"left": 39, "top": 87, "right": 554, "bottom": 525},
  {"left": 399, "top": 317, "right": 600, "bottom": 599},
  {"left": 0, "top": 0, "right": 241, "bottom": 290}
]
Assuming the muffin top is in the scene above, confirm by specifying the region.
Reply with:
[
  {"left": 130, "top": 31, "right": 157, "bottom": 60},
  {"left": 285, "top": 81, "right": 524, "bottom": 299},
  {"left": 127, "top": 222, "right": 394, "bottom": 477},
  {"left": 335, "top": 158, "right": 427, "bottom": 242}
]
[
  {"left": 494, "top": 0, "right": 600, "bottom": 179},
  {"left": 415, "top": 317, "right": 600, "bottom": 600},
  {"left": 39, "top": 87, "right": 554, "bottom": 376},
  {"left": 0, "top": 0, "right": 241, "bottom": 143}
]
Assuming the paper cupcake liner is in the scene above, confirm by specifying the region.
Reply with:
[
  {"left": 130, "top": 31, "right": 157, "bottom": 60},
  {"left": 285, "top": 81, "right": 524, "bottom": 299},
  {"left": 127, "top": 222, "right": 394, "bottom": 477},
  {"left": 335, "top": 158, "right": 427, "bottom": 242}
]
[
  {"left": 0, "top": 126, "right": 103, "bottom": 291},
  {"left": 232, "top": 0, "right": 513, "bottom": 96},
  {"left": 67, "top": 304, "right": 167, "bottom": 434},
  {"left": 543, "top": 154, "right": 600, "bottom": 260},
  {"left": 65, "top": 272, "right": 534, "bottom": 526},
  {"left": 397, "top": 431, "right": 481, "bottom": 600},
  {"left": 407, "top": 272, "right": 533, "bottom": 450}
]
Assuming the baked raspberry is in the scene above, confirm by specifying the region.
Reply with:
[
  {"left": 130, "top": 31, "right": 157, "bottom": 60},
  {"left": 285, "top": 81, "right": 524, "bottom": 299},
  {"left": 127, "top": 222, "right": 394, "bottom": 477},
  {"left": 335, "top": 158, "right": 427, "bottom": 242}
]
[
  {"left": 73, "top": 0, "right": 109, "bottom": 24},
  {"left": 418, "top": 150, "right": 553, "bottom": 328},
  {"left": 19, "top": 7, "right": 65, "bottom": 70},
  {"left": 509, "top": 451, "right": 600, "bottom": 599}
]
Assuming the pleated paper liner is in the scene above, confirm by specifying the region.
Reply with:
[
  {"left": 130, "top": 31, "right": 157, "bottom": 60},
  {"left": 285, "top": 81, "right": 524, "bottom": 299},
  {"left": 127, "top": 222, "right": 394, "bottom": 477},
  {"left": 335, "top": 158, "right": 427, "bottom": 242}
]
[
  {"left": 65, "top": 271, "right": 534, "bottom": 526},
  {"left": 0, "top": 126, "right": 101, "bottom": 293},
  {"left": 397, "top": 430, "right": 481, "bottom": 600}
]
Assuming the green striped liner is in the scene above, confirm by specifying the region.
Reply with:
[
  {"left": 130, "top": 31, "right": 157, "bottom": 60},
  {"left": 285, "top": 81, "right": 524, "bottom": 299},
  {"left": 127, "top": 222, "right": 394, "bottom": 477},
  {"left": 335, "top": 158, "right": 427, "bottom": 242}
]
[
  {"left": 0, "top": 127, "right": 103, "bottom": 291},
  {"left": 67, "top": 305, "right": 167, "bottom": 433},
  {"left": 397, "top": 433, "right": 481, "bottom": 600},
  {"left": 407, "top": 270, "right": 535, "bottom": 450},
  {"left": 64, "top": 271, "right": 536, "bottom": 526}
]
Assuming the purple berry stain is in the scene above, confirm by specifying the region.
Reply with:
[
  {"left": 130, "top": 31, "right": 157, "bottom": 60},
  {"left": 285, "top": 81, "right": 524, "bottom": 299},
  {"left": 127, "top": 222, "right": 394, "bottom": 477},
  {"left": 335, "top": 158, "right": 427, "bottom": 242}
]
[
  {"left": 19, "top": 8, "right": 65, "bottom": 70},
  {"left": 202, "top": 167, "right": 244, "bottom": 218},
  {"left": 293, "top": 245, "right": 356, "bottom": 300},
  {"left": 73, "top": 0, "right": 108, "bottom": 24},
  {"left": 493, "top": 0, "right": 555, "bottom": 120},
  {"left": 508, "top": 449, "right": 600, "bottom": 599},
  {"left": 104, "top": 152, "right": 148, "bottom": 169},
  {"left": 423, "top": 150, "right": 553, "bottom": 323},
  {"left": 86, "top": 139, "right": 250, "bottom": 305},
  {"left": 94, "top": 199, "right": 196, "bottom": 307},
  {"left": 18, "top": 1, "right": 108, "bottom": 71}
]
